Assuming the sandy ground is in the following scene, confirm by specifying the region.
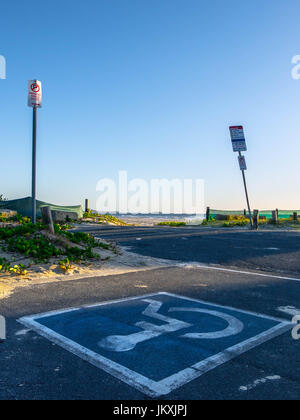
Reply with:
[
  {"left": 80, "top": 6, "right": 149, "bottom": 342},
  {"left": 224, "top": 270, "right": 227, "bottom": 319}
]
[
  {"left": 2, "top": 219, "right": 299, "bottom": 300},
  {"left": 121, "top": 216, "right": 193, "bottom": 226},
  {"left": 0, "top": 244, "right": 173, "bottom": 300},
  {"left": 0, "top": 219, "right": 177, "bottom": 300}
]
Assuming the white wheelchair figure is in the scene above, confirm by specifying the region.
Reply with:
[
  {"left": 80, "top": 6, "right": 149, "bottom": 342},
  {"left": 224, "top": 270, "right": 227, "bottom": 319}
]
[{"left": 98, "top": 299, "right": 244, "bottom": 352}]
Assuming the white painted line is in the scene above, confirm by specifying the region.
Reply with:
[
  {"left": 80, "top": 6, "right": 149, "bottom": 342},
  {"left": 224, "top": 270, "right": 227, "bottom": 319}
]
[
  {"left": 159, "top": 325, "right": 290, "bottom": 394},
  {"left": 20, "top": 291, "right": 289, "bottom": 324},
  {"left": 15, "top": 329, "right": 30, "bottom": 336},
  {"left": 18, "top": 292, "right": 293, "bottom": 398},
  {"left": 277, "top": 306, "right": 300, "bottom": 317},
  {"left": 164, "top": 292, "right": 289, "bottom": 323},
  {"left": 239, "top": 375, "right": 281, "bottom": 392},
  {"left": 21, "top": 292, "right": 161, "bottom": 321},
  {"left": 18, "top": 316, "right": 170, "bottom": 398},
  {"left": 178, "top": 263, "right": 300, "bottom": 283},
  {"left": 233, "top": 247, "right": 280, "bottom": 251}
]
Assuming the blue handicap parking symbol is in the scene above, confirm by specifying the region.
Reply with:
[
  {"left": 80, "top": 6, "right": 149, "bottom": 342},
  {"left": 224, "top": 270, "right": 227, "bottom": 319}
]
[{"left": 19, "top": 293, "right": 292, "bottom": 397}]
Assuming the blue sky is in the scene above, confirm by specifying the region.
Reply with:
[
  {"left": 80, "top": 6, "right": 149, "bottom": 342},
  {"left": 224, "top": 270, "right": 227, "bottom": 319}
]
[{"left": 1, "top": 0, "right": 300, "bottom": 210}]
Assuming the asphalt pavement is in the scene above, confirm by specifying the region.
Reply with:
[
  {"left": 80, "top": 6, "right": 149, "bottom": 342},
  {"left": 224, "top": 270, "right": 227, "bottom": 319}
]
[
  {"left": 0, "top": 226, "right": 299, "bottom": 401},
  {"left": 78, "top": 225, "right": 300, "bottom": 276}
]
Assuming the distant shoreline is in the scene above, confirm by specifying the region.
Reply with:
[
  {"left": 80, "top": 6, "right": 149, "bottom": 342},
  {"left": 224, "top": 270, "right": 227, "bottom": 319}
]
[{"left": 115, "top": 214, "right": 204, "bottom": 226}]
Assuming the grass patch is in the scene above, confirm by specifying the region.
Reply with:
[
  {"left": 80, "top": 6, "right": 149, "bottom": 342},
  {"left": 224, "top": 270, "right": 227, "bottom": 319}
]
[
  {"left": 157, "top": 221, "right": 187, "bottom": 227},
  {"left": 83, "top": 211, "right": 129, "bottom": 226},
  {"left": 55, "top": 225, "right": 116, "bottom": 252},
  {"left": 0, "top": 220, "right": 115, "bottom": 275},
  {"left": 222, "top": 220, "right": 249, "bottom": 227},
  {"left": 201, "top": 215, "right": 300, "bottom": 229},
  {"left": 0, "top": 257, "right": 28, "bottom": 276}
]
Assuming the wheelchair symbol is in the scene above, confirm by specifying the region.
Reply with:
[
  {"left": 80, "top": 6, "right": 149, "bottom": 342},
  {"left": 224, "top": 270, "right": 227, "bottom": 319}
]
[{"left": 98, "top": 299, "right": 244, "bottom": 352}]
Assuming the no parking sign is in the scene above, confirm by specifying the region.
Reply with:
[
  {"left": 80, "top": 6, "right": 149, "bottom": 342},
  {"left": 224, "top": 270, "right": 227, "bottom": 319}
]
[{"left": 28, "top": 80, "right": 42, "bottom": 108}]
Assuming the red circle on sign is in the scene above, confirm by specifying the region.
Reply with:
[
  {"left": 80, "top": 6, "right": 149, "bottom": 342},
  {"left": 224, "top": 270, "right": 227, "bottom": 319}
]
[{"left": 31, "top": 83, "right": 40, "bottom": 93}]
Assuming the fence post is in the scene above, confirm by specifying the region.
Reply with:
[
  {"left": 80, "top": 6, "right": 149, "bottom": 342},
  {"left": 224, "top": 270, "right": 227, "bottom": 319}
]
[
  {"left": 41, "top": 206, "right": 54, "bottom": 235},
  {"left": 206, "top": 207, "right": 211, "bottom": 222},
  {"left": 253, "top": 209, "right": 259, "bottom": 230},
  {"left": 85, "top": 199, "right": 89, "bottom": 213},
  {"left": 272, "top": 210, "right": 278, "bottom": 224}
]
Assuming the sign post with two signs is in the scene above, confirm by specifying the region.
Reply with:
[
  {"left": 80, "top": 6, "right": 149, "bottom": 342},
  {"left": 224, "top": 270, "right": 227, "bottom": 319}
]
[
  {"left": 28, "top": 80, "right": 42, "bottom": 224},
  {"left": 229, "top": 126, "right": 253, "bottom": 229}
]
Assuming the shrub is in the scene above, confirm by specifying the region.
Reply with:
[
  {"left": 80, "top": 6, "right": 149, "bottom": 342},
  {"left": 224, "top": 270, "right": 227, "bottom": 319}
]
[
  {"left": 226, "top": 215, "right": 249, "bottom": 222},
  {"left": 222, "top": 220, "right": 249, "bottom": 228},
  {"left": 83, "top": 211, "right": 128, "bottom": 226},
  {"left": 157, "top": 222, "right": 186, "bottom": 227}
]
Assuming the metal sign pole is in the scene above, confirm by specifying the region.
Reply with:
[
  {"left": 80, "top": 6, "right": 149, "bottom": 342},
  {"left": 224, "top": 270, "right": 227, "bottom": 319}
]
[
  {"left": 28, "top": 80, "right": 42, "bottom": 224},
  {"left": 32, "top": 106, "right": 37, "bottom": 224},
  {"left": 238, "top": 151, "right": 253, "bottom": 229},
  {"left": 229, "top": 126, "right": 253, "bottom": 230}
]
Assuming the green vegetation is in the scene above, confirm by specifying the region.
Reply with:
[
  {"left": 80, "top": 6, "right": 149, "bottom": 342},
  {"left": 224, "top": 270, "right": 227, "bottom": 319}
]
[
  {"left": 0, "top": 212, "right": 31, "bottom": 224},
  {"left": 222, "top": 220, "right": 249, "bottom": 228},
  {"left": 0, "top": 257, "right": 28, "bottom": 276},
  {"left": 266, "top": 216, "right": 300, "bottom": 228},
  {"left": 83, "top": 211, "right": 129, "bottom": 226},
  {"left": 0, "top": 257, "right": 11, "bottom": 273},
  {"left": 55, "top": 225, "right": 116, "bottom": 252},
  {"left": 6, "top": 232, "right": 62, "bottom": 261},
  {"left": 202, "top": 214, "right": 250, "bottom": 227},
  {"left": 0, "top": 218, "right": 115, "bottom": 275},
  {"left": 202, "top": 214, "right": 300, "bottom": 228},
  {"left": 59, "top": 258, "right": 74, "bottom": 273},
  {"left": 157, "top": 221, "right": 187, "bottom": 227},
  {"left": 224, "top": 215, "right": 248, "bottom": 221}
]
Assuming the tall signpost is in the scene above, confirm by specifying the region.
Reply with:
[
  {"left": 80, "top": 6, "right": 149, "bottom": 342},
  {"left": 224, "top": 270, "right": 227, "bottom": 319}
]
[
  {"left": 28, "top": 80, "right": 42, "bottom": 224},
  {"left": 229, "top": 126, "right": 253, "bottom": 229}
]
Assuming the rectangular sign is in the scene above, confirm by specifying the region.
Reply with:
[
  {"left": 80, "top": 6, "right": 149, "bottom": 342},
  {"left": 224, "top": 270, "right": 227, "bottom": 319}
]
[
  {"left": 28, "top": 80, "right": 42, "bottom": 108},
  {"left": 230, "top": 125, "right": 247, "bottom": 152},
  {"left": 238, "top": 155, "right": 247, "bottom": 170}
]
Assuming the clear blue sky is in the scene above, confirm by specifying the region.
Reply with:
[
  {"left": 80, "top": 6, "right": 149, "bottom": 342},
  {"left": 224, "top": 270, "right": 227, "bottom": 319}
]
[{"left": 1, "top": 0, "right": 300, "bottom": 210}]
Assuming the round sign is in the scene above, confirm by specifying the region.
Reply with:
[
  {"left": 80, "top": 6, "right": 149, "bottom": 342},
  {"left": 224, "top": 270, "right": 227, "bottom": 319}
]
[{"left": 31, "top": 83, "right": 40, "bottom": 93}]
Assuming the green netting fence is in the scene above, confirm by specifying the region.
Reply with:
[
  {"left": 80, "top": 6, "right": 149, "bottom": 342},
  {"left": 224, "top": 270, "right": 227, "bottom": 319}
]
[
  {"left": 0, "top": 197, "right": 83, "bottom": 219},
  {"left": 210, "top": 209, "right": 300, "bottom": 220}
]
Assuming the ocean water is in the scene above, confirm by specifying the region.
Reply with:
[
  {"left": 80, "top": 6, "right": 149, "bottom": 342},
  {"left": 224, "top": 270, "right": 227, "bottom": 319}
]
[{"left": 116, "top": 213, "right": 205, "bottom": 225}]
